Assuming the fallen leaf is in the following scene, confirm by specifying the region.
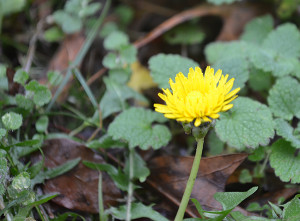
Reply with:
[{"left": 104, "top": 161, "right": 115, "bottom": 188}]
[
  {"left": 128, "top": 61, "right": 157, "bottom": 93},
  {"left": 39, "top": 33, "right": 85, "bottom": 102},
  {"left": 148, "top": 154, "right": 248, "bottom": 217},
  {"left": 41, "top": 138, "right": 121, "bottom": 213}
]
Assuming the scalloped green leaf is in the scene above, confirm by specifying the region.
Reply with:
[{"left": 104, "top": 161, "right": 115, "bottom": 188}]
[
  {"left": 241, "top": 14, "right": 273, "bottom": 45},
  {"left": 270, "top": 139, "right": 300, "bottom": 183},
  {"left": 275, "top": 118, "right": 300, "bottom": 149},
  {"left": 262, "top": 23, "right": 300, "bottom": 58},
  {"left": 213, "top": 56, "right": 249, "bottom": 89},
  {"left": 108, "top": 107, "right": 171, "bottom": 150},
  {"left": 0, "top": 128, "right": 6, "bottom": 139},
  {"left": 268, "top": 77, "right": 300, "bottom": 120},
  {"left": 149, "top": 53, "right": 198, "bottom": 89},
  {"left": 215, "top": 97, "right": 274, "bottom": 149},
  {"left": 2, "top": 112, "right": 23, "bottom": 130},
  {"left": 205, "top": 41, "right": 249, "bottom": 64}
]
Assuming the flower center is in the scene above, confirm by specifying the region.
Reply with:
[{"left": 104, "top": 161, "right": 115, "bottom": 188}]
[{"left": 186, "top": 91, "right": 202, "bottom": 104}]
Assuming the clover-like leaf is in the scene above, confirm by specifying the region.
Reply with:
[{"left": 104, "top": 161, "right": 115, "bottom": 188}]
[
  {"left": 268, "top": 77, "right": 300, "bottom": 120},
  {"left": 262, "top": 23, "right": 300, "bottom": 58},
  {"left": 2, "top": 112, "right": 23, "bottom": 130},
  {"left": 13, "top": 69, "right": 29, "bottom": 86},
  {"left": 103, "top": 31, "right": 129, "bottom": 50},
  {"left": 275, "top": 118, "right": 300, "bottom": 149},
  {"left": 108, "top": 107, "right": 171, "bottom": 150},
  {"left": 149, "top": 53, "right": 198, "bottom": 89},
  {"left": 25, "top": 80, "right": 52, "bottom": 106},
  {"left": 215, "top": 97, "right": 274, "bottom": 149},
  {"left": 241, "top": 14, "right": 273, "bottom": 45},
  {"left": 270, "top": 139, "right": 300, "bottom": 183}
]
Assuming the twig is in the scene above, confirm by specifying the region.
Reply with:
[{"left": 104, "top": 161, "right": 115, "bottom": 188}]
[{"left": 24, "top": 20, "right": 44, "bottom": 73}]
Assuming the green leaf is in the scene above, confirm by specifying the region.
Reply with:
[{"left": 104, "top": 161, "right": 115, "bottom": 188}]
[
  {"left": 47, "top": 71, "right": 63, "bottom": 86},
  {"left": 109, "top": 202, "right": 168, "bottom": 221},
  {"left": 36, "top": 116, "right": 49, "bottom": 133},
  {"left": 119, "top": 44, "right": 137, "bottom": 64},
  {"left": 268, "top": 77, "right": 300, "bottom": 120},
  {"left": 149, "top": 53, "right": 199, "bottom": 89},
  {"left": 205, "top": 41, "right": 249, "bottom": 64},
  {"left": 250, "top": 47, "right": 295, "bottom": 77},
  {"left": 0, "top": 0, "right": 26, "bottom": 16},
  {"left": 206, "top": 0, "right": 241, "bottom": 5},
  {"left": 12, "top": 172, "right": 31, "bottom": 190},
  {"left": 27, "top": 193, "right": 58, "bottom": 207},
  {"left": 207, "top": 130, "right": 224, "bottom": 155},
  {"left": 248, "top": 68, "right": 273, "bottom": 92},
  {"left": 100, "top": 22, "right": 119, "bottom": 38},
  {"left": 79, "top": 2, "right": 101, "bottom": 17},
  {"left": 53, "top": 11, "right": 82, "bottom": 34},
  {"left": 25, "top": 80, "right": 52, "bottom": 106},
  {"left": 0, "top": 155, "right": 8, "bottom": 195},
  {"left": 100, "top": 77, "right": 147, "bottom": 119},
  {"left": 275, "top": 118, "right": 300, "bottom": 149},
  {"left": 248, "top": 146, "right": 265, "bottom": 162},
  {"left": 241, "top": 14, "right": 273, "bottom": 45},
  {"left": 164, "top": 23, "right": 205, "bottom": 45},
  {"left": 270, "top": 139, "right": 300, "bottom": 183},
  {"left": 102, "top": 52, "right": 119, "bottom": 69},
  {"left": 32, "top": 158, "right": 80, "bottom": 186},
  {"left": 0, "top": 128, "right": 6, "bottom": 139},
  {"left": 262, "top": 23, "right": 300, "bottom": 58},
  {"left": 2, "top": 112, "right": 23, "bottom": 130},
  {"left": 108, "top": 107, "right": 171, "bottom": 150},
  {"left": 213, "top": 55, "right": 249, "bottom": 89},
  {"left": 124, "top": 152, "right": 150, "bottom": 182},
  {"left": 86, "top": 134, "right": 126, "bottom": 149},
  {"left": 44, "top": 26, "right": 64, "bottom": 42},
  {"left": 114, "top": 4, "right": 134, "bottom": 26},
  {"left": 15, "top": 94, "right": 34, "bottom": 110},
  {"left": 230, "top": 211, "right": 272, "bottom": 221},
  {"left": 214, "top": 186, "right": 258, "bottom": 210},
  {"left": 13, "top": 69, "right": 29, "bottom": 86},
  {"left": 108, "top": 68, "right": 131, "bottom": 84},
  {"left": 83, "top": 161, "right": 128, "bottom": 191},
  {"left": 103, "top": 31, "right": 129, "bottom": 50},
  {"left": 239, "top": 169, "right": 252, "bottom": 184},
  {"left": 283, "top": 195, "right": 300, "bottom": 221},
  {"left": 215, "top": 97, "right": 275, "bottom": 149}
]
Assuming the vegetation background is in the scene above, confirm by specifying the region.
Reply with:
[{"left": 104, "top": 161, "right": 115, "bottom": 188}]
[{"left": 1, "top": 0, "right": 300, "bottom": 220}]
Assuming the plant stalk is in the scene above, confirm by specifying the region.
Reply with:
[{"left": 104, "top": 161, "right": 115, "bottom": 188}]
[
  {"left": 174, "top": 137, "right": 204, "bottom": 221},
  {"left": 126, "top": 148, "right": 134, "bottom": 221}
]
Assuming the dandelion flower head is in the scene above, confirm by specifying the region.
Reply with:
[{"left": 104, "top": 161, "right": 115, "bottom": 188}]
[{"left": 154, "top": 66, "right": 240, "bottom": 127}]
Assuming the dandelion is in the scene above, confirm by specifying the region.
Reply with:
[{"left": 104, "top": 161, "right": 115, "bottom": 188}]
[
  {"left": 154, "top": 66, "right": 240, "bottom": 221},
  {"left": 154, "top": 66, "right": 240, "bottom": 127}
]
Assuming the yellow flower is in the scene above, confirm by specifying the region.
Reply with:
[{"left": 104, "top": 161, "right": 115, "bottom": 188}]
[{"left": 154, "top": 66, "right": 240, "bottom": 127}]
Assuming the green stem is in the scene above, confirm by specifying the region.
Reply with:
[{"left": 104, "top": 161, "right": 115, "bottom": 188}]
[
  {"left": 126, "top": 148, "right": 134, "bottom": 221},
  {"left": 98, "top": 173, "right": 107, "bottom": 221},
  {"left": 174, "top": 137, "right": 204, "bottom": 221}
]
